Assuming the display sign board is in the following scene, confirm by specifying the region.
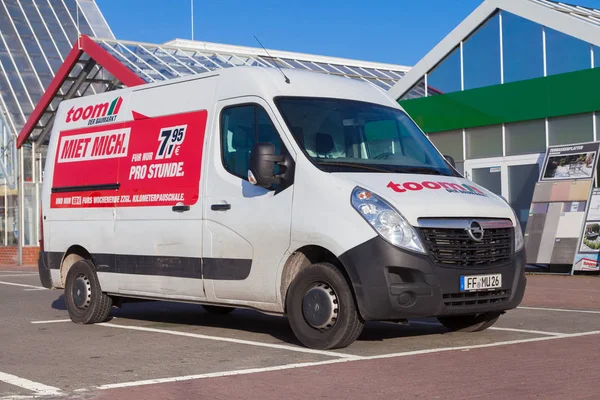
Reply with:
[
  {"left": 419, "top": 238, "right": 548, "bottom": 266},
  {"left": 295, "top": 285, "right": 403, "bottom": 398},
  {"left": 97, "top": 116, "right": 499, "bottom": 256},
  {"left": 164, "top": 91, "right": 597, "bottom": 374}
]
[
  {"left": 572, "top": 188, "right": 600, "bottom": 272},
  {"left": 524, "top": 141, "right": 600, "bottom": 268},
  {"left": 540, "top": 142, "right": 598, "bottom": 181},
  {"left": 51, "top": 109, "right": 207, "bottom": 208}
]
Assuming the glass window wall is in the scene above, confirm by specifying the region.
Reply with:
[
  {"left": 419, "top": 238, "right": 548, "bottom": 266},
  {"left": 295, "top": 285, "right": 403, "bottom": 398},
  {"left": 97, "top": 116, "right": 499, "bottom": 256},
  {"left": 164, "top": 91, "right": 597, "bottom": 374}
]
[
  {"left": 546, "top": 28, "right": 592, "bottom": 76},
  {"left": 502, "top": 12, "right": 544, "bottom": 83},
  {"left": 427, "top": 47, "right": 461, "bottom": 96},
  {"left": 548, "top": 113, "right": 593, "bottom": 146},
  {"left": 427, "top": 130, "right": 463, "bottom": 161},
  {"left": 505, "top": 119, "right": 546, "bottom": 156},
  {"left": 466, "top": 125, "right": 503, "bottom": 159},
  {"left": 463, "top": 13, "right": 501, "bottom": 90}
]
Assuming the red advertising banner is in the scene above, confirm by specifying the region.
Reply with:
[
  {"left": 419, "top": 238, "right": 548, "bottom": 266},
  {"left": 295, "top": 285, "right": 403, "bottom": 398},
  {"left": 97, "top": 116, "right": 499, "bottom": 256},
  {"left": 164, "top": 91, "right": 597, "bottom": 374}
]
[{"left": 51, "top": 109, "right": 207, "bottom": 208}]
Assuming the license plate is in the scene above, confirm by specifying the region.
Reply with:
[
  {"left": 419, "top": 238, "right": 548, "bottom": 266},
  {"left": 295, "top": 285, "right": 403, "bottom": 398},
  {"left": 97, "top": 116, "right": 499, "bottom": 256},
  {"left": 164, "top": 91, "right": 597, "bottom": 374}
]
[{"left": 460, "top": 274, "right": 502, "bottom": 292}]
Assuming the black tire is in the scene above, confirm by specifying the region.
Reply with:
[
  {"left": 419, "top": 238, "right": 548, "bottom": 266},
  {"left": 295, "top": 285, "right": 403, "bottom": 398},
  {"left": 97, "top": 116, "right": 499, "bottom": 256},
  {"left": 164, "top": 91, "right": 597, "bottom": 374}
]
[
  {"left": 438, "top": 312, "right": 502, "bottom": 332},
  {"left": 286, "top": 262, "right": 364, "bottom": 350},
  {"left": 64, "top": 260, "right": 112, "bottom": 324},
  {"left": 202, "top": 305, "right": 235, "bottom": 315}
]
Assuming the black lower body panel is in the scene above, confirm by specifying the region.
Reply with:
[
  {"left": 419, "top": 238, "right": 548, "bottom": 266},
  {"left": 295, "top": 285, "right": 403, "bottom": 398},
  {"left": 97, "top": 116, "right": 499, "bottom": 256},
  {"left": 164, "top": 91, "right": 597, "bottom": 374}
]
[
  {"left": 339, "top": 237, "right": 526, "bottom": 321},
  {"left": 39, "top": 251, "right": 252, "bottom": 281},
  {"left": 38, "top": 252, "right": 53, "bottom": 289}
]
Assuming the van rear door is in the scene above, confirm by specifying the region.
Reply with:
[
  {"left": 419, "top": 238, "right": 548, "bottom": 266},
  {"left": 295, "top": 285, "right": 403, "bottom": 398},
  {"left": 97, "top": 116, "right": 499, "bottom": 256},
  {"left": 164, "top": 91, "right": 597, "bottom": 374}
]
[{"left": 110, "top": 108, "right": 208, "bottom": 299}]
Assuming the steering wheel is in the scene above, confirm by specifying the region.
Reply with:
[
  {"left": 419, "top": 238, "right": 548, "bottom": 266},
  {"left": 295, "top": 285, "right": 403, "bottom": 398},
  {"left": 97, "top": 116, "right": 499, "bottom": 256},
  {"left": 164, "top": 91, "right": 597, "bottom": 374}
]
[{"left": 374, "top": 152, "right": 394, "bottom": 160}]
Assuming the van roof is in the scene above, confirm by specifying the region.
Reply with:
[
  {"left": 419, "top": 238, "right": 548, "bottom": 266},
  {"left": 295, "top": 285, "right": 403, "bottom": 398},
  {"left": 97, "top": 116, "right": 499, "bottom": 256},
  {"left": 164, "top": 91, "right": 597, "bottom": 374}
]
[{"left": 129, "top": 66, "right": 397, "bottom": 108}]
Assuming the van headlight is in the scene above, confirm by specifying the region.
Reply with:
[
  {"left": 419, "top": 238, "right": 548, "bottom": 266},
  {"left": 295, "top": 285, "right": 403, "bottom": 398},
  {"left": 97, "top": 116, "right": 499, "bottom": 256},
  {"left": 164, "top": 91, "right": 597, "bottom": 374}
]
[{"left": 351, "top": 187, "right": 425, "bottom": 253}]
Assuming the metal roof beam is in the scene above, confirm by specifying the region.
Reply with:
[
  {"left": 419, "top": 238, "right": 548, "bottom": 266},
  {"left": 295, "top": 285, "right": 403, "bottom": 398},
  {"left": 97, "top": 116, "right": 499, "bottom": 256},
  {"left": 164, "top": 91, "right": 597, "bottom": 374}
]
[
  {"left": 106, "top": 77, "right": 122, "bottom": 92},
  {"left": 64, "top": 77, "right": 115, "bottom": 85},
  {"left": 17, "top": 35, "right": 146, "bottom": 148},
  {"left": 62, "top": 59, "right": 98, "bottom": 98},
  {"left": 33, "top": 58, "right": 97, "bottom": 146},
  {"left": 34, "top": 114, "right": 54, "bottom": 146}
]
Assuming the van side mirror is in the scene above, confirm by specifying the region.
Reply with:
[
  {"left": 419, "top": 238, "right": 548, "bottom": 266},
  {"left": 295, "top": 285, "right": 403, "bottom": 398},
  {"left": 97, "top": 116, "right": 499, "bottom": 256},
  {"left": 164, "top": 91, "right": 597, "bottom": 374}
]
[
  {"left": 444, "top": 155, "right": 456, "bottom": 168},
  {"left": 248, "top": 142, "right": 284, "bottom": 188}
]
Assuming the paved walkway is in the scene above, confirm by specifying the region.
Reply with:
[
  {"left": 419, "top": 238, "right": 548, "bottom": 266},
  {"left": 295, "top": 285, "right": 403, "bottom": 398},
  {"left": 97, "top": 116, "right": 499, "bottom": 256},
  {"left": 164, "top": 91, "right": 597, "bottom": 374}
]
[{"left": 0, "top": 271, "right": 598, "bottom": 399}]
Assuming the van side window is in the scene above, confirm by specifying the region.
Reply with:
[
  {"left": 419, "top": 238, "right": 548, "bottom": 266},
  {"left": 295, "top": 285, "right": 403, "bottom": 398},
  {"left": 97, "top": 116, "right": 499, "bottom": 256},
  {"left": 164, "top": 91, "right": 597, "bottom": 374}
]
[{"left": 221, "top": 104, "right": 282, "bottom": 180}]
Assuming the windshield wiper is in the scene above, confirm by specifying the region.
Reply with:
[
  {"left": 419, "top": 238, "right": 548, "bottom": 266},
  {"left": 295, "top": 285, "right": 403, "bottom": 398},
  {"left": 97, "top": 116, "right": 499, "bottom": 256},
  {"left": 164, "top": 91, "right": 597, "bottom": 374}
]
[
  {"left": 314, "top": 161, "right": 391, "bottom": 173},
  {"left": 393, "top": 166, "right": 447, "bottom": 176}
]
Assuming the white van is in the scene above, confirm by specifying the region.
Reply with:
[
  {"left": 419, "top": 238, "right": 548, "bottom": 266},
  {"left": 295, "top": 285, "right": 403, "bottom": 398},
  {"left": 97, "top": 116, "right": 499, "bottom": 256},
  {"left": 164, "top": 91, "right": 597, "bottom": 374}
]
[{"left": 38, "top": 66, "right": 526, "bottom": 349}]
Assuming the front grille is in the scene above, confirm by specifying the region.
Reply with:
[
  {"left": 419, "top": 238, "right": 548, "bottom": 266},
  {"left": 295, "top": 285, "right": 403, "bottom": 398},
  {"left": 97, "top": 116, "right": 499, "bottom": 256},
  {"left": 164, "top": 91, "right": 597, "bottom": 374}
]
[
  {"left": 419, "top": 227, "right": 513, "bottom": 268},
  {"left": 443, "top": 289, "right": 512, "bottom": 308}
]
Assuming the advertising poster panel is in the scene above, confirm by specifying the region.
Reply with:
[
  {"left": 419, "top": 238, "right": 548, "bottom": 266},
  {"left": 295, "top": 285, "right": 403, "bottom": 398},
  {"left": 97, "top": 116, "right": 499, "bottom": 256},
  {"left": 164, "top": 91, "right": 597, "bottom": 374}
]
[
  {"left": 525, "top": 141, "right": 600, "bottom": 269},
  {"left": 540, "top": 142, "right": 598, "bottom": 181},
  {"left": 50, "top": 109, "right": 207, "bottom": 209},
  {"left": 572, "top": 188, "right": 600, "bottom": 272}
]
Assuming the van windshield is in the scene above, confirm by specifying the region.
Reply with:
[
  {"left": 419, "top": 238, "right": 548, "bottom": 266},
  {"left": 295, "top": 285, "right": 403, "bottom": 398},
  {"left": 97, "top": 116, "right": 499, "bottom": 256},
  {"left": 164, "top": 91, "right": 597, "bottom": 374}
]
[{"left": 275, "top": 97, "right": 456, "bottom": 176}]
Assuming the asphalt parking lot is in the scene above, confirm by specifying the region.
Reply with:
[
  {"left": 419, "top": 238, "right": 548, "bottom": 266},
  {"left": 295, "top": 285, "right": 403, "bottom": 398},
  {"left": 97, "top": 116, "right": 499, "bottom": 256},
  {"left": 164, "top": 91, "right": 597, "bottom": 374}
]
[{"left": 1, "top": 269, "right": 599, "bottom": 400}]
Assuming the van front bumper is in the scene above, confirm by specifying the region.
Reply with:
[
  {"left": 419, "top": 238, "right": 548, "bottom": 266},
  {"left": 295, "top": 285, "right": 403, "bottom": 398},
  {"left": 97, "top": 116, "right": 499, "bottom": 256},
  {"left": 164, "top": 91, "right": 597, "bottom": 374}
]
[{"left": 339, "top": 237, "right": 526, "bottom": 321}]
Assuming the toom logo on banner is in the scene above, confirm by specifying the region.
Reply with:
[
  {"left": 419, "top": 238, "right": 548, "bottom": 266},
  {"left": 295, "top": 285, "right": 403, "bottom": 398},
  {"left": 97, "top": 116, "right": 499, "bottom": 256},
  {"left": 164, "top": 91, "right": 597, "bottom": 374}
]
[
  {"left": 66, "top": 97, "right": 123, "bottom": 126},
  {"left": 387, "top": 180, "right": 487, "bottom": 197},
  {"left": 57, "top": 128, "right": 130, "bottom": 163},
  {"left": 576, "top": 257, "right": 600, "bottom": 271}
]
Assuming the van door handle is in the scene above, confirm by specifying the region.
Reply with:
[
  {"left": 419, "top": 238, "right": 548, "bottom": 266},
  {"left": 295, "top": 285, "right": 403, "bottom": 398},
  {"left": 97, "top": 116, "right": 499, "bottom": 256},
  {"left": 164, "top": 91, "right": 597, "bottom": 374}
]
[
  {"left": 172, "top": 203, "right": 190, "bottom": 212},
  {"left": 211, "top": 203, "right": 231, "bottom": 211}
]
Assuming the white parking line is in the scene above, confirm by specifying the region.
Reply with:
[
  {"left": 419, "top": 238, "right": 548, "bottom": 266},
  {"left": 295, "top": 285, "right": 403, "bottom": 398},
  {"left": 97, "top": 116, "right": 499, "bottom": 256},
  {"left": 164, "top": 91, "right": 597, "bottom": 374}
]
[
  {"left": 96, "top": 330, "right": 600, "bottom": 391},
  {"left": 28, "top": 318, "right": 352, "bottom": 358},
  {"left": 487, "top": 327, "right": 563, "bottom": 336},
  {"left": 367, "top": 330, "right": 600, "bottom": 360},
  {"left": 98, "top": 322, "right": 359, "bottom": 359},
  {"left": 0, "top": 371, "right": 61, "bottom": 397},
  {"left": 0, "top": 274, "right": 38, "bottom": 278},
  {"left": 518, "top": 306, "right": 600, "bottom": 315},
  {"left": 31, "top": 319, "right": 72, "bottom": 324},
  {"left": 0, "top": 281, "right": 45, "bottom": 290},
  {"left": 97, "top": 358, "right": 349, "bottom": 390}
]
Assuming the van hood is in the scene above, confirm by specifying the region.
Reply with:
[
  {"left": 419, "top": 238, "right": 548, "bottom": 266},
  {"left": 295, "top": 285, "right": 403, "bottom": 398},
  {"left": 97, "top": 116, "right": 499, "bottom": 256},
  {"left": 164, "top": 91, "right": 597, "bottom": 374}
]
[{"left": 335, "top": 173, "right": 516, "bottom": 226}]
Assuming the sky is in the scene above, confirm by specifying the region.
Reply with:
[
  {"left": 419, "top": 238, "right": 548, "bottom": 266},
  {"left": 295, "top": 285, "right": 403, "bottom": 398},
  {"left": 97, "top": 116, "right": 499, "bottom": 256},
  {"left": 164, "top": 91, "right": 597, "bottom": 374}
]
[{"left": 96, "top": 0, "right": 600, "bottom": 67}]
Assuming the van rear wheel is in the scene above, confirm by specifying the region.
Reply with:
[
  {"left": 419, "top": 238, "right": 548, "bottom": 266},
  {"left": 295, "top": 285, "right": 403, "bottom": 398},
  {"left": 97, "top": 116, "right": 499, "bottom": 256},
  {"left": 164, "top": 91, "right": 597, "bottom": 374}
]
[
  {"left": 286, "top": 262, "right": 363, "bottom": 350},
  {"left": 438, "top": 312, "right": 502, "bottom": 332},
  {"left": 64, "top": 260, "right": 112, "bottom": 324}
]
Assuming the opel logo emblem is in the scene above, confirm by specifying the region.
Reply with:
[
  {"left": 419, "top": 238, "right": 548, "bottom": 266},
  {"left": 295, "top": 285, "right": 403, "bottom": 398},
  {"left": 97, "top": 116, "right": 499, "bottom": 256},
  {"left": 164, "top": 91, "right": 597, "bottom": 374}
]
[{"left": 466, "top": 220, "right": 484, "bottom": 242}]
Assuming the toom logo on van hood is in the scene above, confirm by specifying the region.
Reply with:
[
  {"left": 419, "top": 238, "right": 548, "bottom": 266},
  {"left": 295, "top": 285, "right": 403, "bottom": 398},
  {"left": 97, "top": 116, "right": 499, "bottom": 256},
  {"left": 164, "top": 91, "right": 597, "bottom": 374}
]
[
  {"left": 65, "top": 97, "right": 123, "bottom": 126},
  {"left": 387, "top": 180, "right": 487, "bottom": 197}
]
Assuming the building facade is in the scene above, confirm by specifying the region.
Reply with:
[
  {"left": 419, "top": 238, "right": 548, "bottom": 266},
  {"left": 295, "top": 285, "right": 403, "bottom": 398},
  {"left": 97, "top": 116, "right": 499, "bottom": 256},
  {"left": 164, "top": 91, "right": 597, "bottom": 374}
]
[
  {"left": 7, "top": 0, "right": 597, "bottom": 264},
  {"left": 4, "top": 1, "right": 410, "bottom": 264},
  {"left": 0, "top": 0, "right": 113, "bottom": 263},
  {"left": 389, "top": 0, "right": 600, "bottom": 235}
]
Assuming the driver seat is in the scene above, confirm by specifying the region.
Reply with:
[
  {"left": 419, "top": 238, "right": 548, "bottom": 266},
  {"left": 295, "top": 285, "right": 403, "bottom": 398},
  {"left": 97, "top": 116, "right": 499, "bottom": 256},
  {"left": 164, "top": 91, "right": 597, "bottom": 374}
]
[{"left": 315, "top": 132, "right": 334, "bottom": 158}]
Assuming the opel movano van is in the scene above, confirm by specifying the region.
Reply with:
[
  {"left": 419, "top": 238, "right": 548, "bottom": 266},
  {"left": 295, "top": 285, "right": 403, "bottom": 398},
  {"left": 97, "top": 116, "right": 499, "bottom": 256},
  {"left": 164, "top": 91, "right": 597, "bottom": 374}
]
[{"left": 38, "top": 67, "right": 526, "bottom": 349}]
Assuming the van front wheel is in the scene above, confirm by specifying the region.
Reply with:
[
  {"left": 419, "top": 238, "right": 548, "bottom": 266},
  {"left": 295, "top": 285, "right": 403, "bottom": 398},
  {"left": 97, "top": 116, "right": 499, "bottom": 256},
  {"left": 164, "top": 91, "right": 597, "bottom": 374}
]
[
  {"left": 64, "top": 260, "right": 112, "bottom": 324},
  {"left": 286, "top": 262, "right": 364, "bottom": 350}
]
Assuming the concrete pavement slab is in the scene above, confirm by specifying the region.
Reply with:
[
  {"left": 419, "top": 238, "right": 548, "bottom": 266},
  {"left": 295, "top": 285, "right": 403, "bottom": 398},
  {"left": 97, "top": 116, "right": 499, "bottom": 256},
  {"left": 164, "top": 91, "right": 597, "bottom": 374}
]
[{"left": 88, "top": 334, "right": 600, "bottom": 400}]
